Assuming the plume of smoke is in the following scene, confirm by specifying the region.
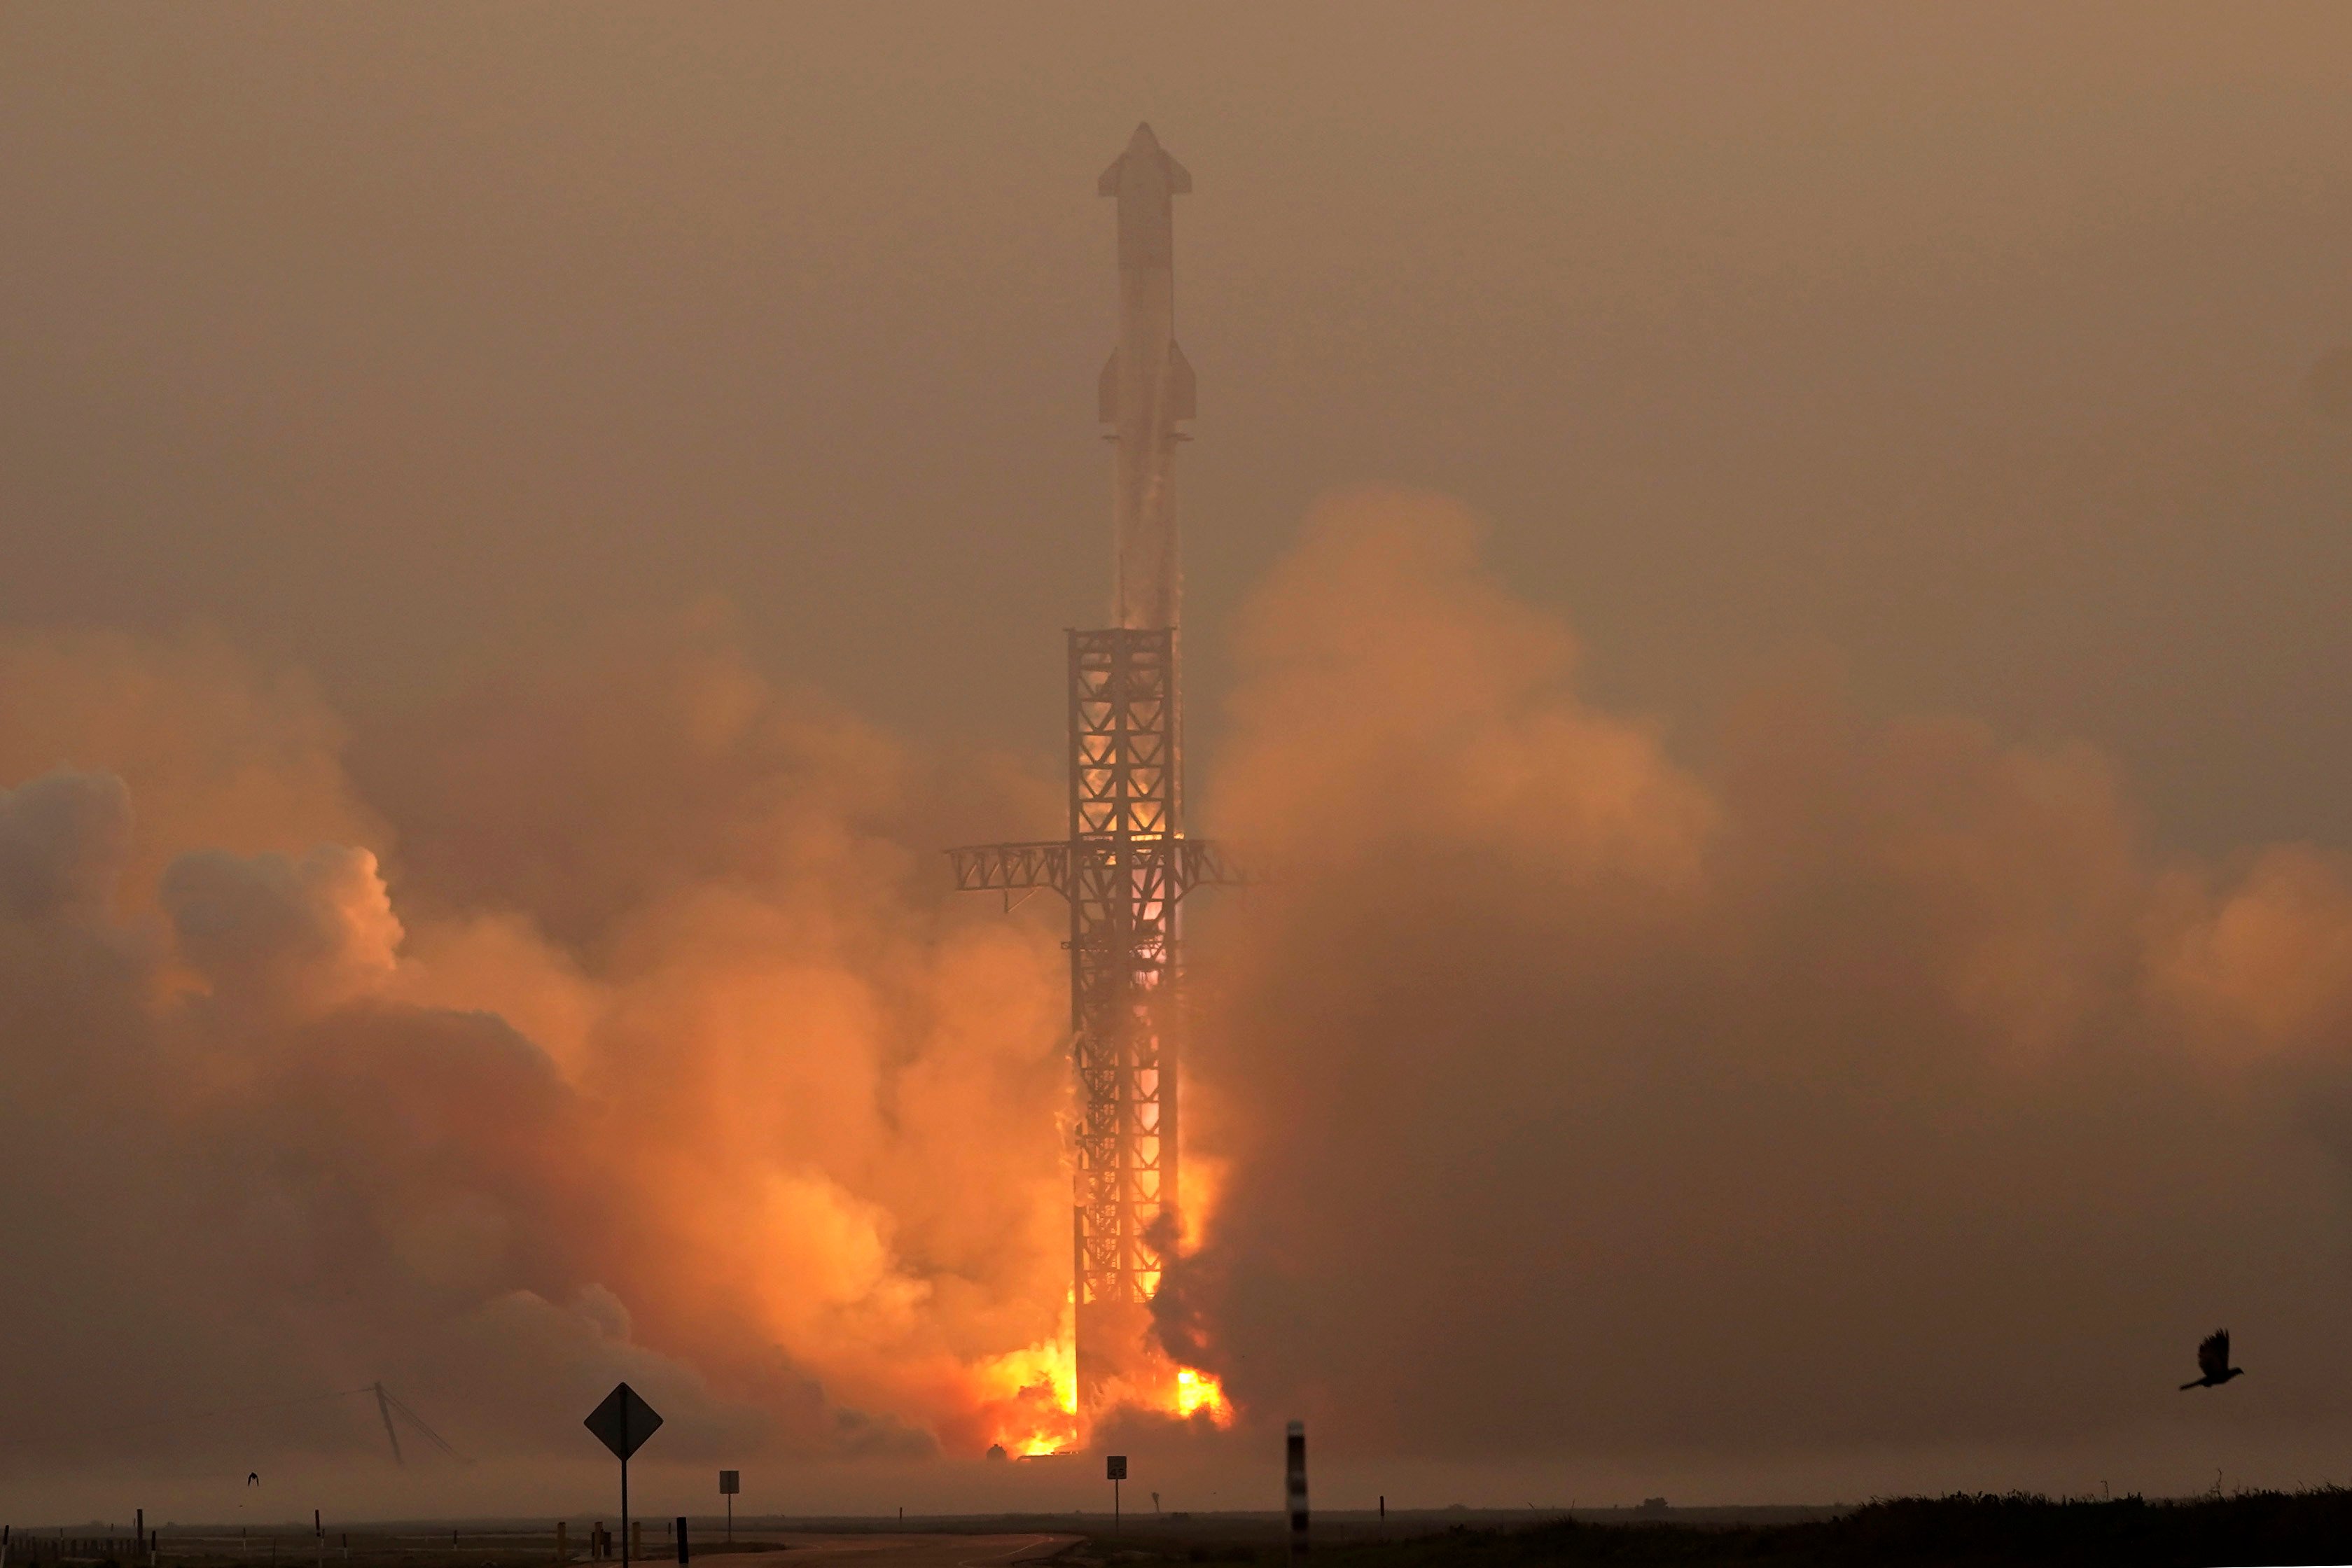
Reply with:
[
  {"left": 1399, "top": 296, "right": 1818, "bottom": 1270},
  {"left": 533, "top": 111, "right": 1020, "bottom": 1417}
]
[
  {"left": 1162, "top": 489, "right": 2352, "bottom": 1485},
  {"left": 0, "top": 615, "right": 1072, "bottom": 1515},
  {"left": 12, "top": 494, "right": 2352, "bottom": 1511}
]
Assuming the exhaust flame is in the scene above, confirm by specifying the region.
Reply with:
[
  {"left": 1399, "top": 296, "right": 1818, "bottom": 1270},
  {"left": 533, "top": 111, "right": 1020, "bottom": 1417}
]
[
  {"left": 976, "top": 1301, "right": 1233, "bottom": 1454},
  {"left": 1172, "top": 1365, "right": 1228, "bottom": 1421},
  {"left": 978, "top": 1339, "right": 1081, "bottom": 1457},
  {"left": 976, "top": 1317, "right": 1235, "bottom": 1452}
]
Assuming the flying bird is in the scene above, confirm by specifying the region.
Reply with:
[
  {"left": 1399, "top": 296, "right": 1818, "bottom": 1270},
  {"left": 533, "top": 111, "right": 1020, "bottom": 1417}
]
[{"left": 2180, "top": 1330, "right": 2245, "bottom": 1390}]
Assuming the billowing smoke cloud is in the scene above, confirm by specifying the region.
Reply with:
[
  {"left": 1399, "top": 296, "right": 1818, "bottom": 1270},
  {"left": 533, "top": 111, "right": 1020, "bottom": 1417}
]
[
  {"left": 0, "top": 617, "right": 1076, "bottom": 1515},
  {"left": 11, "top": 495, "right": 2352, "bottom": 1516},
  {"left": 1164, "top": 489, "right": 2352, "bottom": 1490}
]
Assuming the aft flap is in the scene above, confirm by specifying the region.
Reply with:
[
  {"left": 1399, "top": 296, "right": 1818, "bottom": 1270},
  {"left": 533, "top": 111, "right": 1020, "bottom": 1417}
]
[{"left": 1167, "top": 341, "right": 1196, "bottom": 420}]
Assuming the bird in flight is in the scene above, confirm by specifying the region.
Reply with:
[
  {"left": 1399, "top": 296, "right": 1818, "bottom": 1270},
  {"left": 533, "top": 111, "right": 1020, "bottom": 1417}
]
[{"left": 2180, "top": 1330, "right": 2245, "bottom": 1390}]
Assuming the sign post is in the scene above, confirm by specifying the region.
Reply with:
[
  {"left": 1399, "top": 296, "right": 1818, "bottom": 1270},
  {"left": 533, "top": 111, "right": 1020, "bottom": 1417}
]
[
  {"left": 584, "top": 1384, "right": 665, "bottom": 1568},
  {"left": 1106, "top": 1456, "right": 1127, "bottom": 1535},
  {"left": 718, "top": 1474, "right": 739, "bottom": 1544},
  {"left": 1284, "top": 1422, "right": 1308, "bottom": 1565}
]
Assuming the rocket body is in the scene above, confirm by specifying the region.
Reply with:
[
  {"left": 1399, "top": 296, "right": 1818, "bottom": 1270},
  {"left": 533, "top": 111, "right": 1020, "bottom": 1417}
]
[{"left": 1098, "top": 124, "right": 1194, "bottom": 630}]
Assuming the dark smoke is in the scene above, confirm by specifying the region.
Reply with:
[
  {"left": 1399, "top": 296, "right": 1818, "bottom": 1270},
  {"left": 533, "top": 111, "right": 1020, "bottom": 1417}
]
[{"left": 1166, "top": 489, "right": 2352, "bottom": 1480}]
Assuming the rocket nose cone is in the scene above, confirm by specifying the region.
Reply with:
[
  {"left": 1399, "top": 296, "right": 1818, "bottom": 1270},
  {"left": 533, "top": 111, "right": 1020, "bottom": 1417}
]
[{"left": 1129, "top": 122, "right": 1161, "bottom": 152}]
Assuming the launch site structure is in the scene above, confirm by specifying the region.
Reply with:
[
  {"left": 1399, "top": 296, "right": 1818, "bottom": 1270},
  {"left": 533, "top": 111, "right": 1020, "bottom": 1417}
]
[{"left": 948, "top": 124, "right": 1246, "bottom": 1401}]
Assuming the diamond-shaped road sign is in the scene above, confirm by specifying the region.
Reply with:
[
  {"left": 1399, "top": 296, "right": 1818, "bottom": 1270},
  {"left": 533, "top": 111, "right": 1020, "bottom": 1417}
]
[{"left": 585, "top": 1382, "right": 664, "bottom": 1462}]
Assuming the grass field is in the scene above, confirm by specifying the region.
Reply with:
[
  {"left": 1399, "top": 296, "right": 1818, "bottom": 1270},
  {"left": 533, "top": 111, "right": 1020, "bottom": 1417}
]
[
  {"left": 20, "top": 1492, "right": 2352, "bottom": 1568},
  {"left": 1055, "top": 1491, "right": 2352, "bottom": 1568}
]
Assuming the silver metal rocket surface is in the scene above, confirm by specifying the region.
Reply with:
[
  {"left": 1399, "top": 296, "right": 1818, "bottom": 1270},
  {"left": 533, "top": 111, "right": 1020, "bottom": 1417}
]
[{"left": 1098, "top": 122, "right": 1194, "bottom": 631}]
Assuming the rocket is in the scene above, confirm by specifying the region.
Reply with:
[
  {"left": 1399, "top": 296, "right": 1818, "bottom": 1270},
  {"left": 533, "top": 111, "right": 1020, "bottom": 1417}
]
[{"left": 1099, "top": 122, "right": 1194, "bottom": 631}]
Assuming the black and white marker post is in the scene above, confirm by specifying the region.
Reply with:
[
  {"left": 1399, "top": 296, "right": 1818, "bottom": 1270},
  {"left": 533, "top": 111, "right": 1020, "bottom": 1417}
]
[
  {"left": 1284, "top": 1422, "right": 1308, "bottom": 1565},
  {"left": 584, "top": 1384, "right": 665, "bottom": 1568}
]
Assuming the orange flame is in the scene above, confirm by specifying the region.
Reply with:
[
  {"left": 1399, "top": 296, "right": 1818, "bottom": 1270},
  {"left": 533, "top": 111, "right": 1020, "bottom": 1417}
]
[
  {"left": 1173, "top": 1364, "right": 1229, "bottom": 1421},
  {"left": 973, "top": 1157, "right": 1235, "bottom": 1452},
  {"left": 978, "top": 1328, "right": 1232, "bottom": 1454},
  {"left": 975, "top": 1295, "right": 1083, "bottom": 1456}
]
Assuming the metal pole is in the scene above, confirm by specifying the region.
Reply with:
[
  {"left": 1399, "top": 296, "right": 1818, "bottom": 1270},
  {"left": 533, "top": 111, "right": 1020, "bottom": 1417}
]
[
  {"left": 621, "top": 1457, "right": 630, "bottom": 1568},
  {"left": 1113, "top": 1480, "right": 1120, "bottom": 1536},
  {"left": 1285, "top": 1422, "right": 1308, "bottom": 1566}
]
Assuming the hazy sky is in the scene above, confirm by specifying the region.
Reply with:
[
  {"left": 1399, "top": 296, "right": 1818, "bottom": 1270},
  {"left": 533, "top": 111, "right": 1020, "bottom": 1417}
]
[
  {"left": 5, "top": 4, "right": 2351, "bottom": 847},
  {"left": 8, "top": 1, "right": 2352, "bottom": 1525}
]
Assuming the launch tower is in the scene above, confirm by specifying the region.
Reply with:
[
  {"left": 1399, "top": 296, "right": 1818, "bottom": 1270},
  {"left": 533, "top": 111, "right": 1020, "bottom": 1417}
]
[{"left": 949, "top": 125, "right": 1244, "bottom": 1402}]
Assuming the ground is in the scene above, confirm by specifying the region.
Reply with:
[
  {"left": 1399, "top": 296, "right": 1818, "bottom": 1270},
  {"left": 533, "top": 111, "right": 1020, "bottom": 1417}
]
[{"left": 32, "top": 1494, "right": 2352, "bottom": 1568}]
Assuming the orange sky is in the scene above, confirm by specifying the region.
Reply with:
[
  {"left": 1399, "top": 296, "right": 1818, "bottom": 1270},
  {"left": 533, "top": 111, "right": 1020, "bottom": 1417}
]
[{"left": 4, "top": 5, "right": 2350, "bottom": 850}]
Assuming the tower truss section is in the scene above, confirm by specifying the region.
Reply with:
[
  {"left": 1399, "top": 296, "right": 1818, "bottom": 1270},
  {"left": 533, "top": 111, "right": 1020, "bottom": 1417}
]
[
  {"left": 949, "top": 629, "right": 1248, "bottom": 1396},
  {"left": 1068, "top": 626, "right": 1179, "bottom": 1315}
]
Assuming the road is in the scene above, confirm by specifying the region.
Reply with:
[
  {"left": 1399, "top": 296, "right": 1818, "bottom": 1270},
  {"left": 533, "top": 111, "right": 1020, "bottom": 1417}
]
[{"left": 761, "top": 1535, "right": 1076, "bottom": 1568}]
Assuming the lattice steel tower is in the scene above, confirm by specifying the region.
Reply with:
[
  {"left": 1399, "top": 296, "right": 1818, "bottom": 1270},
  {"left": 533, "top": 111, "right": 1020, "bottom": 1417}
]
[{"left": 949, "top": 124, "right": 1242, "bottom": 1401}]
